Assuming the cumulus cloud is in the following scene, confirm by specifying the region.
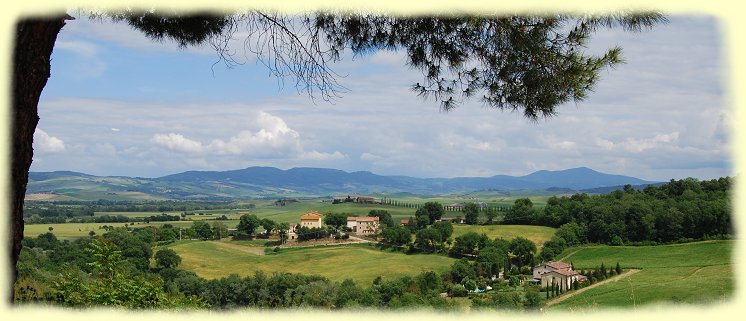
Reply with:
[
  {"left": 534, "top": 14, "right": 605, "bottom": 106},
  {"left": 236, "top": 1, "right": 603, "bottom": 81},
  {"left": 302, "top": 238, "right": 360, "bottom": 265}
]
[
  {"left": 34, "top": 129, "right": 66, "bottom": 152},
  {"left": 151, "top": 133, "right": 205, "bottom": 153},
  {"left": 301, "top": 151, "right": 348, "bottom": 161},
  {"left": 622, "top": 132, "right": 680, "bottom": 153},
  {"left": 151, "top": 111, "right": 346, "bottom": 162},
  {"left": 207, "top": 112, "right": 301, "bottom": 156}
]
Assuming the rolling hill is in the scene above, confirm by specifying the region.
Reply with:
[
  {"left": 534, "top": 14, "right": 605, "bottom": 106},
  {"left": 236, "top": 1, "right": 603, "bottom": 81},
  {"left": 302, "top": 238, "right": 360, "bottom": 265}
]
[{"left": 26, "top": 166, "right": 657, "bottom": 201}]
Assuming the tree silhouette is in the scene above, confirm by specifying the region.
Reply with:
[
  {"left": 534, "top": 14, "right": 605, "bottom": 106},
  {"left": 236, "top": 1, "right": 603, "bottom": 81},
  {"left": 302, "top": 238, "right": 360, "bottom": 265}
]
[{"left": 10, "top": 8, "right": 665, "bottom": 302}]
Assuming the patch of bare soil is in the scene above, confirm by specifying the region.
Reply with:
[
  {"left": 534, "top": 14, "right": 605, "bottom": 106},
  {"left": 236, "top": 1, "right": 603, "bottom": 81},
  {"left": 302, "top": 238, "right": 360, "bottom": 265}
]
[{"left": 24, "top": 193, "right": 58, "bottom": 200}]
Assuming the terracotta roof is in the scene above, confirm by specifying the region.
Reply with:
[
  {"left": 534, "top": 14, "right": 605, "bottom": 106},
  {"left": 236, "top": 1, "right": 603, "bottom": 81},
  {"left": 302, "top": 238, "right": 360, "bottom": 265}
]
[
  {"left": 300, "top": 211, "right": 322, "bottom": 220},
  {"left": 545, "top": 261, "right": 572, "bottom": 270},
  {"left": 548, "top": 269, "right": 579, "bottom": 277},
  {"left": 347, "top": 216, "right": 380, "bottom": 222},
  {"left": 400, "top": 219, "right": 410, "bottom": 224}
]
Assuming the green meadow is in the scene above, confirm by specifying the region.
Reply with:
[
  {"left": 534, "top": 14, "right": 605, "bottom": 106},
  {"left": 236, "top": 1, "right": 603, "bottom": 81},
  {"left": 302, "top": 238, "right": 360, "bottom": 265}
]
[
  {"left": 24, "top": 221, "right": 200, "bottom": 239},
  {"left": 166, "top": 240, "right": 458, "bottom": 285},
  {"left": 452, "top": 224, "right": 555, "bottom": 248},
  {"left": 548, "top": 240, "right": 734, "bottom": 310}
]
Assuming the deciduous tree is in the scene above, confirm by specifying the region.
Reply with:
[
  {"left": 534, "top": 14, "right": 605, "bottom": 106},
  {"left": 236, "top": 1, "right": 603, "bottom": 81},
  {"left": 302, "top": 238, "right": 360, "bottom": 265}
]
[
  {"left": 155, "top": 249, "right": 182, "bottom": 269},
  {"left": 237, "top": 214, "right": 261, "bottom": 236},
  {"left": 463, "top": 203, "right": 480, "bottom": 225}
]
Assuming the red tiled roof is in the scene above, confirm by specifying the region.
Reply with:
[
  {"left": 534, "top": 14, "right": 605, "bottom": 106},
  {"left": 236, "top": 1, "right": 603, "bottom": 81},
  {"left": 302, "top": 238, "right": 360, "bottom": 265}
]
[
  {"left": 347, "top": 216, "right": 380, "bottom": 222},
  {"left": 545, "top": 261, "right": 572, "bottom": 270},
  {"left": 300, "top": 211, "right": 322, "bottom": 220},
  {"left": 549, "top": 269, "right": 579, "bottom": 277}
]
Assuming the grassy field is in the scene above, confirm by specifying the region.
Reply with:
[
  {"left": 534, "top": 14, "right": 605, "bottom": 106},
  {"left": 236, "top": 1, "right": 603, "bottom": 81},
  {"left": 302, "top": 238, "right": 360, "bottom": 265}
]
[
  {"left": 548, "top": 240, "right": 734, "bottom": 310},
  {"left": 166, "top": 240, "right": 458, "bottom": 285},
  {"left": 24, "top": 221, "right": 201, "bottom": 239},
  {"left": 452, "top": 224, "right": 555, "bottom": 247}
]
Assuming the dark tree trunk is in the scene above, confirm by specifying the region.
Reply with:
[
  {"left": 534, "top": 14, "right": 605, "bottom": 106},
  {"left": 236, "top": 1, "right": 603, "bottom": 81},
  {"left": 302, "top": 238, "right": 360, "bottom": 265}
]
[{"left": 10, "top": 14, "right": 70, "bottom": 303}]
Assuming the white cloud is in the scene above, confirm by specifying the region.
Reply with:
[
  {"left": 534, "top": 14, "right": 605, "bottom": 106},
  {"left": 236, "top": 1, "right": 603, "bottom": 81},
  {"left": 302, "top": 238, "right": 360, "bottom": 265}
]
[
  {"left": 595, "top": 138, "right": 615, "bottom": 150},
  {"left": 205, "top": 111, "right": 302, "bottom": 156},
  {"left": 151, "top": 133, "right": 205, "bottom": 153},
  {"left": 360, "top": 152, "right": 383, "bottom": 162},
  {"left": 56, "top": 39, "right": 99, "bottom": 57},
  {"left": 301, "top": 150, "right": 347, "bottom": 161},
  {"left": 622, "top": 132, "right": 680, "bottom": 153},
  {"left": 150, "top": 111, "right": 349, "bottom": 163},
  {"left": 34, "top": 129, "right": 66, "bottom": 153},
  {"left": 555, "top": 140, "right": 577, "bottom": 151},
  {"left": 111, "top": 128, "right": 120, "bottom": 132}
]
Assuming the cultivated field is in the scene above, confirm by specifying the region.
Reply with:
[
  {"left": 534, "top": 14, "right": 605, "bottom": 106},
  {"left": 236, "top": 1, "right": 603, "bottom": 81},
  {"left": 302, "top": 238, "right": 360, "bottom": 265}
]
[
  {"left": 166, "top": 240, "right": 458, "bottom": 285},
  {"left": 452, "top": 224, "right": 556, "bottom": 247},
  {"left": 548, "top": 240, "right": 734, "bottom": 310},
  {"left": 23, "top": 221, "right": 198, "bottom": 239}
]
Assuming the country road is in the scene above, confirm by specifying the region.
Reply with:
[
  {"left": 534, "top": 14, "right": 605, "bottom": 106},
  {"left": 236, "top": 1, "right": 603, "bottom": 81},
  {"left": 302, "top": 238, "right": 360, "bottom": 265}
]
[{"left": 545, "top": 269, "right": 642, "bottom": 306}]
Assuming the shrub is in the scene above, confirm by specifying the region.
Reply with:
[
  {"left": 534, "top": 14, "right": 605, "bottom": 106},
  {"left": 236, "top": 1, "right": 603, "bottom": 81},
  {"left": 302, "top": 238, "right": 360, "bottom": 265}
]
[{"left": 448, "top": 284, "right": 468, "bottom": 297}]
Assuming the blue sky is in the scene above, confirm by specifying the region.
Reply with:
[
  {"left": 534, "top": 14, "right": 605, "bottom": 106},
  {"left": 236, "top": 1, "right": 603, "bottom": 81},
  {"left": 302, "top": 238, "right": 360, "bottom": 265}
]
[{"left": 30, "top": 14, "right": 731, "bottom": 181}]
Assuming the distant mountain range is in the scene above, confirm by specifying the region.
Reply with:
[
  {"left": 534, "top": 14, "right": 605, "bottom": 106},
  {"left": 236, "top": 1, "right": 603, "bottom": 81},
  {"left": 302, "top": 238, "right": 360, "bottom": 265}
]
[{"left": 27, "top": 166, "right": 658, "bottom": 201}]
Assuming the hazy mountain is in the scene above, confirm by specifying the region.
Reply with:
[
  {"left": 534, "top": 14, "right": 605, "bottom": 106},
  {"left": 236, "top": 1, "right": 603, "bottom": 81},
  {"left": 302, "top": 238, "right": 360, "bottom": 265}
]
[{"left": 27, "top": 166, "right": 657, "bottom": 200}]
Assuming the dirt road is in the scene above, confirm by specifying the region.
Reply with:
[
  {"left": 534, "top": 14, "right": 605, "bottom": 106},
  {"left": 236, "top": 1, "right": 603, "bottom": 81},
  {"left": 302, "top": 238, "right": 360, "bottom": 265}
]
[{"left": 545, "top": 269, "right": 642, "bottom": 306}]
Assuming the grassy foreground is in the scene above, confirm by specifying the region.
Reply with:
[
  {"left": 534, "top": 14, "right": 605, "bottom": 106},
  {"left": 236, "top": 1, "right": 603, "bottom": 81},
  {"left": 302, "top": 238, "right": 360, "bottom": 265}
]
[
  {"left": 167, "top": 240, "right": 458, "bottom": 286},
  {"left": 548, "top": 240, "right": 734, "bottom": 310}
]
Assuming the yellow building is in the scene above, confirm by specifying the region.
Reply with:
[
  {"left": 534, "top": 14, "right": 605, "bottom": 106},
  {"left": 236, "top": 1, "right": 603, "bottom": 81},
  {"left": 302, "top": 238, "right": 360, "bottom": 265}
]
[{"left": 300, "top": 211, "right": 322, "bottom": 228}]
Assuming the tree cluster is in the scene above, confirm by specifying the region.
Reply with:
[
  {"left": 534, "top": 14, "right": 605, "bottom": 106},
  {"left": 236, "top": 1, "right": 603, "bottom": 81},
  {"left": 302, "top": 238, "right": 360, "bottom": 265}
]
[
  {"left": 17, "top": 224, "right": 544, "bottom": 310},
  {"left": 501, "top": 178, "right": 732, "bottom": 261}
]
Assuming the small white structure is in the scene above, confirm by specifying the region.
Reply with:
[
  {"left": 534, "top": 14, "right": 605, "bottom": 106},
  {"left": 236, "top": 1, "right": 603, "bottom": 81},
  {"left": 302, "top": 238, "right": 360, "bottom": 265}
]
[
  {"left": 287, "top": 223, "right": 298, "bottom": 242},
  {"left": 346, "top": 216, "right": 380, "bottom": 235}
]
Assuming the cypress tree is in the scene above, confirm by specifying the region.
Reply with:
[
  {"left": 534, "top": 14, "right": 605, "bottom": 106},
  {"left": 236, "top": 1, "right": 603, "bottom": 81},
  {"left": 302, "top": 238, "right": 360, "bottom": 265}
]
[
  {"left": 552, "top": 281, "right": 559, "bottom": 296},
  {"left": 546, "top": 285, "right": 550, "bottom": 299},
  {"left": 616, "top": 262, "right": 622, "bottom": 275}
]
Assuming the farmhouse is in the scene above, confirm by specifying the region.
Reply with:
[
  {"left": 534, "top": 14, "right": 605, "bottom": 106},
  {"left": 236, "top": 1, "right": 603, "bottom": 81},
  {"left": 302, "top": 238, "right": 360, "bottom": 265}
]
[
  {"left": 400, "top": 219, "right": 410, "bottom": 226},
  {"left": 445, "top": 202, "right": 487, "bottom": 211},
  {"left": 287, "top": 223, "right": 298, "bottom": 241},
  {"left": 300, "top": 211, "right": 322, "bottom": 228},
  {"left": 445, "top": 203, "right": 465, "bottom": 211},
  {"left": 347, "top": 216, "right": 380, "bottom": 235},
  {"left": 355, "top": 196, "right": 377, "bottom": 204},
  {"left": 533, "top": 261, "right": 587, "bottom": 290}
]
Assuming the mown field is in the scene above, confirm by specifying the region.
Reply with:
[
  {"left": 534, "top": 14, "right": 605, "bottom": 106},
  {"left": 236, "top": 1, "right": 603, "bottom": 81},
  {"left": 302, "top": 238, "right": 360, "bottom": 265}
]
[
  {"left": 23, "top": 221, "right": 199, "bottom": 239},
  {"left": 25, "top": 199, "right": 555, "bottom": 240},
  {"left": 548, "top": 240, "right": 734, "bottom": 310},
  {"left": 452, "top": 224, "right": 555, "bottom": 248},
  {"left": 166, "top": 241, "right": 458, "bottom": 285}
]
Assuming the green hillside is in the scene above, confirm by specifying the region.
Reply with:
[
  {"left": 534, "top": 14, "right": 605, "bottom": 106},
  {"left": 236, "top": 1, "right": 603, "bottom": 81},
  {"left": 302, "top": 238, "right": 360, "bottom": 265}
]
[
  {"left": 166, "top": 241, "right": 457, "bottom": 285},
  {"left": 548, "top": 240, "right": 734, "bottom": 309}
]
